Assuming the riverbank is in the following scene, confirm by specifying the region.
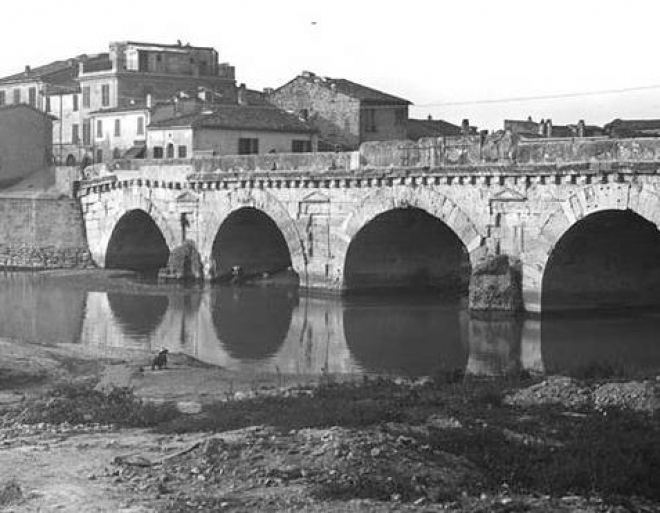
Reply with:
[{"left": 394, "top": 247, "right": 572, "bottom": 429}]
[{"left": 1, "top": 339, "right": 659, "bottom": 512}]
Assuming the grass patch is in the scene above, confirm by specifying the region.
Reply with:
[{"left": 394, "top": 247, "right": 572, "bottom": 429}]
[{"left": 16, "top": 381, "right": 180, "bottom": 427}]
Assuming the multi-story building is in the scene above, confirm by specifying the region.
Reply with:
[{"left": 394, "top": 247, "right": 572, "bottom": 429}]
[
  {"left": 0, "top": 41, "right": 237, "bottom": 166},
  {"left": 267, "top": 71, "right": 410, "bottom": 150}
]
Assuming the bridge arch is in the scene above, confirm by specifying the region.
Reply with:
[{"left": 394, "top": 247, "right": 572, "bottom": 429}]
[
  {"left": 339, "top": 187, "right": 484, "bottom": 293},
  {"left": 198, "top": 188, "right": 307, "bottom": 282},
  {"left": 85, "top": 190, "right": 177, "bottom": 269},
  {"left": 523, "top": 182, "right": 660, "bottom": 312}
]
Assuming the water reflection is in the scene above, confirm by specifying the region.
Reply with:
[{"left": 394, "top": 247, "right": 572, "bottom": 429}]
[
  {"left": 3, "top": 272, "right": 660, "bottom": 378},
  {"left": 343, "top": 297, "right": 468, "bottom": 376},
  {"left": 107, "top": 293, "right": 169, "bottom": 338},
  {"left": 209, "top": 287, "right": 297, "bottom": 360},
  {"left": 541, "top": 311, "right": 660, "bottom": 375}
]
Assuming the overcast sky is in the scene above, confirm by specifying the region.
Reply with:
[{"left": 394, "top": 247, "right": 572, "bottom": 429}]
[{"left": 3, "top": 0, "right": 660, "bottom": 130}]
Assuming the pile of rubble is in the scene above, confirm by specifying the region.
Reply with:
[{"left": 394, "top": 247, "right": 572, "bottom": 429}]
[{"left": 505, "top": 376, "right": 660, "bottom": 412}]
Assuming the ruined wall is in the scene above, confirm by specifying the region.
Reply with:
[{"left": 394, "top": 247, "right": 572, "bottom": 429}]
[{"left": 0, "top": 198, "right": 92, "bottom": 269}]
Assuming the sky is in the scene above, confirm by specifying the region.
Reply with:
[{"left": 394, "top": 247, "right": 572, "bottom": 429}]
[{"left": 3, "top": 0, "right": 660, "bottom": 130}]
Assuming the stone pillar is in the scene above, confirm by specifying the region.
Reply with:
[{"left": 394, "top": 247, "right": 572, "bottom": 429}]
[
  {"left": 468, "top": 255, "right": 522, "bottom": 312},
  {"left": 158, "top": 241, "right": 204, "bottom": 281}
]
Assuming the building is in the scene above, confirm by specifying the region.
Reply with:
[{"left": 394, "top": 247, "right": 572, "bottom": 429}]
[
  {"left": 267, "top": 71, "right": 410, "bottom": 150},
  {"left": 0, "top": 40, "right": 237, "bottom": 166},
  {"left": 407, "top": 116, "right": 462, "bottom": 140},
  {"left": 604, "top": 119, "right": 660, "bottom": 138},
  {"left": 0, "top": 104, "right": 53, "bottom": 187},
  {"left": 146, "top": 104, "right": 316, "bottom": 158}
]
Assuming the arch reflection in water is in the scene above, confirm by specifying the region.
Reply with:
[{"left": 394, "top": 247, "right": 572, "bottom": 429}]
[
  {"left": 107, "top": 293, "right": 169, "bottom": 339},
  {"left": 210, "top": 286, "right": 298, "bottom": 360},
  {"left": 541, "top": 311, "right": 660, "bottom": 375},
  {"left": 343, "top": 297, "right": 469, "bottom": 376}
]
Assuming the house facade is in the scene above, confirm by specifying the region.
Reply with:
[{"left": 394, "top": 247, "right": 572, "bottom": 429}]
[
  {"left": 146, "top": 104, "right": 316, "bottom": 158},
  {"left": 267, "top": 71, "right": 410, "bottom": 150},
  {"left": 0, "top": 41, "right": 237, "bottom": 166},
  {"left": 0, "top": 104, "right": 53, "bottom": 186}
]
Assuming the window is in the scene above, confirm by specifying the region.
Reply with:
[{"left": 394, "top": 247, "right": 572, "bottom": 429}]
[
  {"left": 95, "top": 149, "right": 103, "bottom": 163},
  {"left": 28, "top": 87, "right": 36, "bottom": 107},
  {"left": 362, "top": 108, "right": 376, "bottom": 133},
  {"left": 178, "top": 145, "right": 187, "bottom": 158},
  {"left": 82, "top": 86, "right": 90, "bottom": 108},
  {"left": 113, "top": 148, "right": 121, "bottom": 160},
  {"left": 96, "top": 119, "right": 103, "bottom": 138},
  {"left": 138, "top": 51, "right": 149, "bottom": 72},
  {"left": 114, "top": 119, "right": 121, "bottom": 136},
  {"left": 238, "top": 138, "right": 259, "bottom": 155},
  {"left": 72, "top": 124, "right": 79, "bottom": 144},
  {"left": 101, "top": 84, "right": 110, "bottom": 107},
  {"left": 153, "top": 146, "right": 164, "bottom": 159},
  {"left": 82, "top": 120, "right": 91, "bottom": 145},
  {"left": 166, "top": 143, "right": 174, "bottom": 159},
  {"left": 137, "top": 116, "right": 144, "bottom": 135},
  {"left": 46, "top": 96, "right": 51, "bottom": 112},
  {"left": 0, "top": 91, "right": 5, "bottom": 106},
  {"left": 292, "top": 140, "right": 312, "bottom": 153},
  {"left": 13, "top": 89, "right": 20, "bottom": 104},
  {"left": 72, "top": 94, "right": 79, "bottom": 112}
]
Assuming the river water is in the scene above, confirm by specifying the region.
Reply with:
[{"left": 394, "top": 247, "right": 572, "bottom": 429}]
[{"left": 2, "top": 271, "right": 660, "bottom": 378}]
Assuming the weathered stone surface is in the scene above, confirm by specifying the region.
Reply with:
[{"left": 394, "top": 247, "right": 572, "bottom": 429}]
[
  {"left": 77, "top": 136, "right": 660, "bottom": 312},
  {"left": 469, "top": 256, "right": 521, "bottom": 312},
  {"left": 158, "top": 241, "right": 203, "bottom": 281}
]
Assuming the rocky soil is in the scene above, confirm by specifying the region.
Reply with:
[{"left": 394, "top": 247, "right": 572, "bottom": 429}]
[{"left": 1, "top": 339, "right": 659, "bottom": 512}]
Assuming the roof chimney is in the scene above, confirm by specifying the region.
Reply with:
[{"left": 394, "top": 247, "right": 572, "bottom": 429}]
[
  {"left": 461, "top": 119, "right": 470, "bottom": 136},
  {"left": 545, "top": 119, "right": 553, "bottom": 138},
  {"left": 301, "top": 71, "right": 315, "bottom": 79},
  {"left": 427, "top": 114, "right": 433, "bottom": 121},
  {"left": 24, "top": 65, "right": 31, "bottom": 74},
  {"left": 238, "top": 83, "right": 247, "bottom": 105},
  {"left": 577, "top": 119, "right": 586, "bottom": 138}
]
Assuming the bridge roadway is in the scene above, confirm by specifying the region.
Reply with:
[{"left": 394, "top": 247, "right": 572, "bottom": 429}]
[{"left": 77, "top": 138, "right": 660, "bottom": 314}]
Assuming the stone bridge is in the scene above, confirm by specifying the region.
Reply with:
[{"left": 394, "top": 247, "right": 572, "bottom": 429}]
[{"left": 78, "top": 135, "right": 660, "bottom": 313}]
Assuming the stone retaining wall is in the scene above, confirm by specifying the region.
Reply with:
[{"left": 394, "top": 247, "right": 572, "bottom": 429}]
[{"left": 0, "top": 198, "right": 93, "bottom": 270}]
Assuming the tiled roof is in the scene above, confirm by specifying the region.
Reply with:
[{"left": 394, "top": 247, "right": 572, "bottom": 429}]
[
  {"left": 277, "top": 73, "right": 411, "bottom": 105},
  {"left": 407, "top": 118, "right": 461, "bottom": 140},
  {"left": 0, "top": 59, "right": 79, "bottom": 86},
  {"left": 91, "top": 102, "right": 149, "bottom": 115},
  {"left": 149, "top": 104, "right": 314, "bottom": 133},
  {"left": 0, "top": 103, "right": 57, "bottom": 120},
  {"left": 605, "top": 119, "right": 660, "bottom": 131},
  {"left": 326, "top": 78, "right": 410, "bottom": 105}
]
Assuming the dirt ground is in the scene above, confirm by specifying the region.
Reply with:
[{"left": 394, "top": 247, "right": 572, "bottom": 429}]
[{"left": 1, "top": 338, "right": 659, "bottom": 512}]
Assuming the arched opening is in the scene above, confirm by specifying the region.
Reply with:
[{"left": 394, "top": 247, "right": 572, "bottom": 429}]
[
  {"left": 344, "top": 296, "right": 468, "bottom": 376},
  {"left": 107, "top": 292, "right": 169, "bottom": 338},
  {"left": 344, "top": 207, "right": 470, "bottom": 297},
  {"left": 211, "top": 286, "right": 297, "bottom": 360},
  {"left": 542, "top": 209, "right": 660, "bottom": 312},
  {"left": 105, "top": 209, "right": 170, "bottom": 275},
  {"left": 65, "top": 154, "right": 76, "bottom": 166},
  {"left": 210, "top": 207, "right": 295, "bottom": 282}
]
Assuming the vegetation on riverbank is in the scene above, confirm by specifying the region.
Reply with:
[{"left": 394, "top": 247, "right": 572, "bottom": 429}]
[{"left": 5, "top": 374, "right": 659, "bottom": 510}]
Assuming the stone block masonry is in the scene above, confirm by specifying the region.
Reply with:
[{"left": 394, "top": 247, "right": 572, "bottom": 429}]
[{"left": 0, "top": 198, "right": 93, "bottom": 270}]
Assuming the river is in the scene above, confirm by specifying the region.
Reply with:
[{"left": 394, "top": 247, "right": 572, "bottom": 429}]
[{"left": 2, "top": 271, "right": 660, "bottom": 378}]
